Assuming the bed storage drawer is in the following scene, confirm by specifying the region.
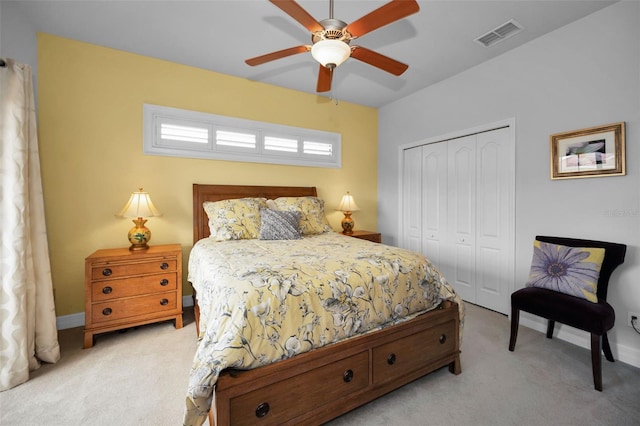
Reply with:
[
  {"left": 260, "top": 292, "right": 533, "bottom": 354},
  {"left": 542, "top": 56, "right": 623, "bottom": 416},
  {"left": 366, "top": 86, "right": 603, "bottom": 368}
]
[
  {"left": 228, "top": 351, "right": 369, "bottom": 425},
  {"left": 372, "top": 319, "right": 457, "bottom": 385}
]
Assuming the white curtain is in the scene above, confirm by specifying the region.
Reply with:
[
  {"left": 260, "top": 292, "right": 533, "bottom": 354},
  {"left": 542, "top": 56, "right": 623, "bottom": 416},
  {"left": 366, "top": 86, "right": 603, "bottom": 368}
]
[{"left": 0, "top": 58, "right": 60, "bottom": 391}]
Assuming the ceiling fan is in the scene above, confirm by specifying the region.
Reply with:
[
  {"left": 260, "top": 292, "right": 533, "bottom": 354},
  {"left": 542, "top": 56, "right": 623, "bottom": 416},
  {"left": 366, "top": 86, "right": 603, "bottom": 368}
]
[{"left": 245, "top": 0, "right": 420, "bottom": 93}]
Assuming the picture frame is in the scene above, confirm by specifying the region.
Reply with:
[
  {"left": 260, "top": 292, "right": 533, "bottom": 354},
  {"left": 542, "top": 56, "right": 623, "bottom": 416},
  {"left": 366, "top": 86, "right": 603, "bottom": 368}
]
[{"left": 550, "top": 122, "right": 626, "bottom": 180}]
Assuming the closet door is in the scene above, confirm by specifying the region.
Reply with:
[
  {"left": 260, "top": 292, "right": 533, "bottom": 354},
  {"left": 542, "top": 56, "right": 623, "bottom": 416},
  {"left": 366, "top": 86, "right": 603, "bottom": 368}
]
[
  {"left": 475, "top": 127, "right": 511, "bottom": 313},
  {"left": 446, "top": 135, "right": 477, "bottom": 303},
  {"left": 400, "top": 125, "right": 513, "bottom": 315},
  {"left": 401, "top": 146, "right": 422, "bottom": 252},
  {"left": 421, "top": 143, "right": 448, "bottom": 271}
]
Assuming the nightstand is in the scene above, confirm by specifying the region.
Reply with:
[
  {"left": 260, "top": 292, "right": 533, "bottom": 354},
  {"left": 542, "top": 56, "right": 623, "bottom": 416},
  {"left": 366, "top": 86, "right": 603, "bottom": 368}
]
[
  {"left": 348, "top": 230, "right": 382, "bottom": 243},
  {"left": 83, "top": 243, "right": 183, "bottom": 348}
]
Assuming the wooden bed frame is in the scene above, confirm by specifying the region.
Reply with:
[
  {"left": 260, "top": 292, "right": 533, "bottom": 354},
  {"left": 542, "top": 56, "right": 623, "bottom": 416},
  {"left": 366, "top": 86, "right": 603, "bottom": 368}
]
[{"left": 191, "top": 183, "right": 461, "bottom": 426}]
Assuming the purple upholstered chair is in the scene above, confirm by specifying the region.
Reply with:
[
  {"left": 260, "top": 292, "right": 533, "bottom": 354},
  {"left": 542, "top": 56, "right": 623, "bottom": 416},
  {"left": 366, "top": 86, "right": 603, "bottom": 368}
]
[{"left": 509, "top": 235, "right": 626, "bottom": 391}]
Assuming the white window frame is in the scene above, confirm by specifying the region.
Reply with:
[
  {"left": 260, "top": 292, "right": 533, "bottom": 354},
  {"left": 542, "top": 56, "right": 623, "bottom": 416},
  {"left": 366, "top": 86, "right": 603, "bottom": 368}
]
[{"left": 143, "top": 104, "right": 341, "bottom": 168}]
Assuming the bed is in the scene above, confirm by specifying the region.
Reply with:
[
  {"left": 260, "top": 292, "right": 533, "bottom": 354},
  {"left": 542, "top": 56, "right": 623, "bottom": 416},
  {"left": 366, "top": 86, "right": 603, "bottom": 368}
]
[{"left": 185, "top": 184, "right": 464, "bottom": 426}]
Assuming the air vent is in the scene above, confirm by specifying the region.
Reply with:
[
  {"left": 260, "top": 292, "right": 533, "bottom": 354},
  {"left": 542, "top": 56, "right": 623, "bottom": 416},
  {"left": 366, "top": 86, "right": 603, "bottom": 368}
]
[{"left": 475, "top": 19, "right": 523, "bottom": 48}]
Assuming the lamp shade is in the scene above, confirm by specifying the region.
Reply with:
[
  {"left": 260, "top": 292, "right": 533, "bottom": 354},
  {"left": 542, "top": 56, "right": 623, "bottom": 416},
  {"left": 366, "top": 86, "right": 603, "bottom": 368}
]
[
  {"left": 116, "top": 188, "right": 162, "bottom": 218},
  {"left": 311, "top": 39, "right": 351, "bottom": 68},
  {"left": 337, "top": 192, "right": 360, "bottom": 212}
]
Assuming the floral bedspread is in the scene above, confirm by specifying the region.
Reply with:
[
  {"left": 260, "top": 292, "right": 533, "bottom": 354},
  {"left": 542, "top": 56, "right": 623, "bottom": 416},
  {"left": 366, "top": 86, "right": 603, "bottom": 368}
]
[{"left": 184, "top": 233, "right": 463, "bottom": 425}]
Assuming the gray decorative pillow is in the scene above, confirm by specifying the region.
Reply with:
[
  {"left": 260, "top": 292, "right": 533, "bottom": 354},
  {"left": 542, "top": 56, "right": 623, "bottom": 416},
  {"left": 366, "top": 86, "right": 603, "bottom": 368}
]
[{"left": 259, "top": 209, "right": 302, "bottom": 240}]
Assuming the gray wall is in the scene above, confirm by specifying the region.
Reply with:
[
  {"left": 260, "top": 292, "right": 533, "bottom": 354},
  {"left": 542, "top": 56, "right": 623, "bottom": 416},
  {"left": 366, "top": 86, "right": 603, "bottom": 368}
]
[
  {"left": 1, "top": 1, "right": 39, "bottom": 94},
  {"left": 378, "top": 1, "right": 639, "bottom": 366}
]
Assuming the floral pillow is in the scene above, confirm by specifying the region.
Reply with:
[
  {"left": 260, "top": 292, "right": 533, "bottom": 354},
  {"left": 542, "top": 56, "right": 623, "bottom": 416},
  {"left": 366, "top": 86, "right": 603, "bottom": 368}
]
[
  {"left": 272, "top": 196, "right": 332, "bottom": 236},
  {"left": 203, "top": 198, "right": 267, "bottom": 241},
  {"left": 259, "top": 209, "right": 301, "bottom": 240},
  {"left": 525, "top": 240, "right": 605, "bottom": 303}
]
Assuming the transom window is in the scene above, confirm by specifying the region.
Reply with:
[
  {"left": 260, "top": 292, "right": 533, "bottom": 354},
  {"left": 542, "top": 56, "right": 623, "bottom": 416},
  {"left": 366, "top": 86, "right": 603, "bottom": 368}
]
[{"left": 143, "top": 104, "right": 341, "bottom": 168}]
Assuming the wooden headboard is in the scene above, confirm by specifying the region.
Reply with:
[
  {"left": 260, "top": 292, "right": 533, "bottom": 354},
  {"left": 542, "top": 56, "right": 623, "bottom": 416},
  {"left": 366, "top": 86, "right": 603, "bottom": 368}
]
[{"left": 192, "top": 184, "right": 318, "bottom": 243}]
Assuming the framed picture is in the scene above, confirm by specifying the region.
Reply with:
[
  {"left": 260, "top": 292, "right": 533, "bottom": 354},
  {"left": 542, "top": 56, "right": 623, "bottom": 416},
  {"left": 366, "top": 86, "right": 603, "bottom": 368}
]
[{"left": 550, "top": 122, "right": 626, "bottom": 180}]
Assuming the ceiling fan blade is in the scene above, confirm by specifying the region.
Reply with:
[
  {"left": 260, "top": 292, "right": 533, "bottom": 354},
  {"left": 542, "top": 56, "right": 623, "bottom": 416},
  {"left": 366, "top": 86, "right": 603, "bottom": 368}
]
[
  {"left": 316, "top": 65, "right": 332, "bottom": 92},
  {"left": 350, "top": 46, "right": 408, "bottom": 76},
  {"left": 347, "top": 0, "right": 419, "bottom": 38},
  {"left": 269, "top": 0, "right": 323, "bottom": 33},
  {"left": 245, "top": 45, "right": 311, "bottom": 66}
]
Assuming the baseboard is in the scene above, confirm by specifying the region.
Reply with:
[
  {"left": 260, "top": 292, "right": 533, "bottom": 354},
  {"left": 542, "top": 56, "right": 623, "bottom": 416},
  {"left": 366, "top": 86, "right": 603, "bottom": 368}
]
[
  {"left": 56, "top": 295, "right": 195, "bottom": 330},
  {"left": 520, "top": 316, "right": 640, "bottom": 368}
]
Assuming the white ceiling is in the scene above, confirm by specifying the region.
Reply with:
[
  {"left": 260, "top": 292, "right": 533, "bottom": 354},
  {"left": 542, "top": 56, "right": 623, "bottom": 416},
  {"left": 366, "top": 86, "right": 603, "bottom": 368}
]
[{"left": 10, "top": 0, "right": 616, "bottom": 108}]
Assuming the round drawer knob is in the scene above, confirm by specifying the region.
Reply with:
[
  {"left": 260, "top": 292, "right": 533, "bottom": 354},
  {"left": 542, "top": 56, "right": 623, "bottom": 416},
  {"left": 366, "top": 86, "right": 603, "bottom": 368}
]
[
  {"left": 160, "top": 298, "right": 169, "bottom": 306},
  {"left": 160, "top": 279, "right": 169, "bottom": 286},
  {"left": 102, "top": 308, "right": 112, "bottom": 316},
  {"left": 255, "top": 402, "right": 270, "bottom": 418},
  {"left": 343, "top": 369, "right": 354, "bottom": 383},
  {"left": 439, "top": 334, "right": 447, "bottom": 344},
  {"left": 387, "top": 353, "right": 396, "bottom": 365},
  {"left": 102, "top": 286, "right": 113, "bottom": 294},
  {"left": 102, "top": 268, "right": 112, "bottom": 277},
  {"left": 160, "top": 262, "right": 169, "bottom": 270}
]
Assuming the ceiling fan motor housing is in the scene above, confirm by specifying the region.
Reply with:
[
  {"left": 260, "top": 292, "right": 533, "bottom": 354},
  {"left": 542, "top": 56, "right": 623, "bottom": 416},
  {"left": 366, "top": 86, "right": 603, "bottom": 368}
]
[{"left": 312, "top": 19, "right": 352, "bottom": 44}]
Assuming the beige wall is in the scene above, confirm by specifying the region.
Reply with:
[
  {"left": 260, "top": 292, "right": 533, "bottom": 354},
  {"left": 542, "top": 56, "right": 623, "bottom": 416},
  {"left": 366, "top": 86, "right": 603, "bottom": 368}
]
[{"left": 37, "top": 33, "right": 378, "bottom": 317}]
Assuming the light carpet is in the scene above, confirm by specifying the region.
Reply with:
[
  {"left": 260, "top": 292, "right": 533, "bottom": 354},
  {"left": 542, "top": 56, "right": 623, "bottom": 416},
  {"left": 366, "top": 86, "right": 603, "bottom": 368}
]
[{"left": 1, "top": 304, "right": 639, "bottom": 425}]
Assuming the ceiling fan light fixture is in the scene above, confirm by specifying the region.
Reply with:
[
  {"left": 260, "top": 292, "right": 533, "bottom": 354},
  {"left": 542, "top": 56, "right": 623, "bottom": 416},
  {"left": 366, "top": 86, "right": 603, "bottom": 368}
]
[{"left": 311, "top": 39, "right": 351, "bottom": 68}]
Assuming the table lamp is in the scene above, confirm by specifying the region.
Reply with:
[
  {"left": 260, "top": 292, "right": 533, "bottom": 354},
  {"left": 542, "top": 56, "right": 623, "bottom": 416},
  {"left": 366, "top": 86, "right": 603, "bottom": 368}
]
[
  {"left": 337, "top": 192, "right": 360, "bottom": 235},
  {"left": 116, "top": 188, "right": 162, "bottom": 251}
]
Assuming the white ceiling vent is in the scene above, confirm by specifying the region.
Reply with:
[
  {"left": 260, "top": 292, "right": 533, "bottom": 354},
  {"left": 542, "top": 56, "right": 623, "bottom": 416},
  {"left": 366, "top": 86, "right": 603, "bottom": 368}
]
[{"left": 475, "top": 19, "right": 523, "bottom": 48}]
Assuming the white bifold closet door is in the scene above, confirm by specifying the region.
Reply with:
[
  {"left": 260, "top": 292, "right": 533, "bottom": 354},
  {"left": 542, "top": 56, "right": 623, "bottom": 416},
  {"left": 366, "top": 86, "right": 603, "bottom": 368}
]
[{"left": 402, "top": 126, "right": 512, "bottom": 314}]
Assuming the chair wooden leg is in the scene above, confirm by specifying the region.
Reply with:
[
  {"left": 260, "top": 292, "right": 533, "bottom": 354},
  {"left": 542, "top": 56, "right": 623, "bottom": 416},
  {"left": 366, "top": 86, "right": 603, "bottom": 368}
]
[
  {"left": 591, "top": 333, "right": 603, "bottom": 391},
  {"left": 509, "top": 307, "right": 519, "bottom": 351},
  {"left": 546, "top": 320, "right": 555, "bottom": 339},
  {"left": 602, "top": 332, "right": 615, "bottom": 362}
]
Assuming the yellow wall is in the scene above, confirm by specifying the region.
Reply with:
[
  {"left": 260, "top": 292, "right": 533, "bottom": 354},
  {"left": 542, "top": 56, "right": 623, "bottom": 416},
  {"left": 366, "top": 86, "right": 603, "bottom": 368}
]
[{"left": 37, "top": 33, "right": 378, "bottom": 317}]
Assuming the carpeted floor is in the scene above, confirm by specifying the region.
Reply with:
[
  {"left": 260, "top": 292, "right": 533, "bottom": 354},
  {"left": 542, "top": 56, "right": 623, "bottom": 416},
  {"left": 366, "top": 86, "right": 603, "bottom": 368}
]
[{"left": 1, "top": 304, "right": 639, "bottom": 425}]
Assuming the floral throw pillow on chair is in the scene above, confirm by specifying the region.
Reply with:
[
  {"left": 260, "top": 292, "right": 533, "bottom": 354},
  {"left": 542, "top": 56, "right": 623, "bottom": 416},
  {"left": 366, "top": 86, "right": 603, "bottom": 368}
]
[{"left": 525, "top": 240, "right": 605, "bottom": 303}]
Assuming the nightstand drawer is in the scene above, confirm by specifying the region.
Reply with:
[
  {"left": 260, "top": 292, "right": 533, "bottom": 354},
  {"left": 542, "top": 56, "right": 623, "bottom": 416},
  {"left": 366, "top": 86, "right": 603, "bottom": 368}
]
[
  {"left": 91, "top": 257, "right": 177, "bottom": 280},
  {"left": 91, "top": 292, "right": 178, "bottom": 324},
  {"left": 91, "top": 273, "right": 177, "bottom": 301}
]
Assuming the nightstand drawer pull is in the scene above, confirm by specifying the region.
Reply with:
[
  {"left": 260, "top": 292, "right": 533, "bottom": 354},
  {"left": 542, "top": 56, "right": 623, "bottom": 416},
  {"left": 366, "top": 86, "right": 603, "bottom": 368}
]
[
  {"left": 439, "top": 334, "right": 447, "bottom": 344},
  {"left": 343, "top": 369, "right": 354, "bottom": 383},
  {"left": 255, "top": 402, "right": 270, "bottom": 418},
  {"left": 387, "top": 353, "right": 396, "bottom": 365},
  {"left": 102, "top": 268, "right": 112, "bottom": 277},
  {"left": 102, "top": 286, "right": 112, "bottom": 294},
  {"left": 160, "top": 262, "right": 169, "bottom": 270},
  {"left": 160, "top": 298, "right": 169, "bottom": 306},
  {"left": 102, "top": 308, "right": 112, "bottom": 316},
  {"left": 160, "top": 279, "right": 169, "bottom": 286}
]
